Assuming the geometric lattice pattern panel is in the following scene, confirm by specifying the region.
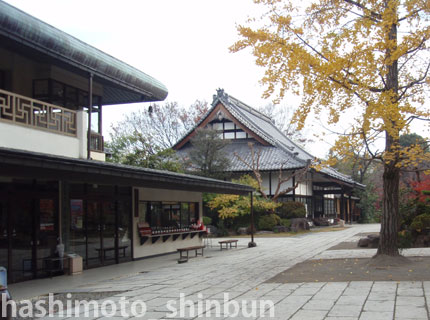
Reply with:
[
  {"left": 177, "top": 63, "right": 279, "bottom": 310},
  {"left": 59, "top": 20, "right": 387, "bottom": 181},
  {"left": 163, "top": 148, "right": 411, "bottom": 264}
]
[{"left": 0, "top": 88, "right": 77, "bottom": 136}]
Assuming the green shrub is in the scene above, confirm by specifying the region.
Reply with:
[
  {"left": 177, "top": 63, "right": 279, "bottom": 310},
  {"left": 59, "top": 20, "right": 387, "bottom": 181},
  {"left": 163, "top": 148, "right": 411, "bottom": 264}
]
[
  {"left": 258, "top": 214, "right": 281, "bottom": 231},
  {"left": 216, "top": 221, "right": 229, "bottom": 237},
  {"left": 277, "top": 201, "right": 306, "bottom": 219},
  {"left": 202, "top": 216, "right": 212, "bottom": 226},
  {"left": 398, "top": 230, "right": 413, "bottom": 249},
  {"left": 410, "top": 213, "right": 430, "bottom": 232},
  {"left": 280, "top": 218, "right": 291, "bottom": 228}
]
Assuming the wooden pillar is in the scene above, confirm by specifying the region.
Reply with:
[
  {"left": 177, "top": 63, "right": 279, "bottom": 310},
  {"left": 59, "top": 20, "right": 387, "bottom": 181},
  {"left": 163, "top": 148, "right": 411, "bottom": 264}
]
[
  {"left": 269, "top": 171, "right": 272, "bottom": 196},
  {"left": 59, "top": 180, "right": 70, "bottom": 251},
  {"left": 87, "top": 73, "right": 93, "bottom": 159},
  {"left": 322, "top": 196, "right": 325, "bottom": 217},
  {"left": 348, "top": 195, "right": 352, "bottom": 224},
  {"left": 292, "top": 172, "right": 296, "bottom": 202},
  {"left": 98, "top": 103, "right": 103, "bottom": 135},
  {"left": 114, "top": 186, "right": 119, "bottom": 264},
  {"left": 249, "top": 191, "right": 256, "bottom": 247},
  {"left": 340, "top": 187, "right": 345, "bottom": 221}
]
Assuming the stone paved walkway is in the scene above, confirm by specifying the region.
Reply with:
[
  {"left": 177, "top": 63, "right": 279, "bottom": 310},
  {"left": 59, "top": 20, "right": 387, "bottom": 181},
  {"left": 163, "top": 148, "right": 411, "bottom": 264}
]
[{"left": 28, "top": 224, "right": 430, "bottom": 319}]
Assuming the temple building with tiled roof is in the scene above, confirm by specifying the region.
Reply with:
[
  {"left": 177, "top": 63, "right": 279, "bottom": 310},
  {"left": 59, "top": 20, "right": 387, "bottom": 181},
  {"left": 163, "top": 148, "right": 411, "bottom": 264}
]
[{"left": 174, "top": 89, "right": 365, "bottom": 221}]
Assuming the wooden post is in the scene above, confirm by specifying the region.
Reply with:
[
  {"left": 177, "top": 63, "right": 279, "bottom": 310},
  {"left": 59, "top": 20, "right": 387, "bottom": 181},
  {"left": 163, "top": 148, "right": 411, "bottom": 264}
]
[
  {"left": 248, "top": 191, "right": 256, "bottom": 247},
  {"left": 292, "top": 172, "right": 296, "bottom": 202},
  {"left": 340, "top": 187, "right": 345, "bottom": 221},
  {"left": 348, "top": 195, "right": 352, "bottom": 224},
  {"left": 87, "top": 73, "right": 93, "bottom": 159},
  {"left": 269, "top": 171, "right": 272, "bottom": 196}
]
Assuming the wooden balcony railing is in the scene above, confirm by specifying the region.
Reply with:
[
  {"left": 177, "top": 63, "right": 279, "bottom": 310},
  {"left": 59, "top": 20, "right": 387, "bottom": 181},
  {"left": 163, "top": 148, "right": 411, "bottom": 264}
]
[
  {"left": 90, "top": 132, "right": 104, "bottom": 152},
  {"left": 0, "top": 88, "right": 77, "bottom": 136}
]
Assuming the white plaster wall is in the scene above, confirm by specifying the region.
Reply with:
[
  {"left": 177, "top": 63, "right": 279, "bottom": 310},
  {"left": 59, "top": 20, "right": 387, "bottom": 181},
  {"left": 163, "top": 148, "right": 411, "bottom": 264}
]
[
  {"left": 77, "top": 110, "right": 87, "bottom": 159},
  {"left": 307, "top": 173, "right": 313, "bottom": 195},
  {"left": 260, "top": 172, "right": 271, "bottom": 195},
  {"left": 133, "top": 187, "right": 204, "bottom": 259},
  {"left": 268, "top": 171, "right": 294, "bottom": 195},
  {"left": 0, "top": 121, "right": 81, "bottom": 158},
  {"left": 281, "top": 173, "right": 294, "bottom": 195},
  {"left": 90, "top": 151, "right": 106, "bottom": 161},
  {"left": 0, "top": 110, "right": 88, "bottom": 159},
  {"left": 295, "top": 173, "right": 313, "bottom": 196},
  {"left": 297, "top": 182, "right": 307, "bottom": 196},
  {"left": 134, "top": 234, "right": 203, "bottom": 258}
]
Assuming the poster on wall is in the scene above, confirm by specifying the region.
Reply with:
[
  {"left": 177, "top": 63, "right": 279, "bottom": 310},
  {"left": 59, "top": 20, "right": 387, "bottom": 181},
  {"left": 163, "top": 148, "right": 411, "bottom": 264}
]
[
  {"left": 39, "top": 199, "right": 55, "bottom": 231},
  {"left": 70, "top": 199, "right": 83, "bottom": 230}
]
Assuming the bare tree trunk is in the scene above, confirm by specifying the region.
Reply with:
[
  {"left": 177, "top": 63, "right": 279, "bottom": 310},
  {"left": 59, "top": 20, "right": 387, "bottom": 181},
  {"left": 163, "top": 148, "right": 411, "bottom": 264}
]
[
  {"left": 377, "top": 162, "right": 400, "bottom": 256},
  {"left": 377, "top": 10, "right": 400, "bottom": 257}
]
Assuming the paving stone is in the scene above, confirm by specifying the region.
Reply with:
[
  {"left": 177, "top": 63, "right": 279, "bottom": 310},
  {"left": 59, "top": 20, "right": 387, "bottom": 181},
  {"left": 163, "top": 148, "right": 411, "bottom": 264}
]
[
  {"left": 371, "top": 282, "right": 397, "bottom": 292},
  {"left": 363, "top": 300, "right": 394, "bottom": 312},
  {"left": 336, "top": 295, "right": 367, "bottom": 305},
  {"left": 290, "top": 309, "right": 327, "bottom": 320},
  {"left": 396, "top": 296, "right": 426, "bottom": 307},
  {"left": 395, "top": 306, "right": 428, "bottom": 319},
  {"left": 302, "top": 299, "right": 336, "bottom": 311},
  {"left": 398, "top": 281, "right": 422, "bottom": 288},
  {"left": 312, "top": 291, "right": 344, "bottom": 300},
  {"left": 324, "top": 283, "right": 349, "bottom": 290},
  {"left": 349, "top": 281, "right": 373, "bottom": 288},
  {"left": 367, "top": 291, "right": 396, "bottom": 301},
  {"left": 19, "top": 224, "right": 425, "bottom": 320},
  {"left": 359, "top": 311, "right": 393, "bottom": 320},
  {"left": 300, "top": 282, "right": 326, "bottom": 289},
  {"left": 397, "top": 288, "right": 424, "bottom": 297},
  {"left": 343, "top": 288, "right": 371, "bottom": 296},
  {"left": 278, "top": 295, "right": 312, "bottom": 306},
  {"left": 329, "top": 304, "right": 363, "bottom": 317},
  {"left": 289, "top": 287, "right": 321, "bottom": 296}
]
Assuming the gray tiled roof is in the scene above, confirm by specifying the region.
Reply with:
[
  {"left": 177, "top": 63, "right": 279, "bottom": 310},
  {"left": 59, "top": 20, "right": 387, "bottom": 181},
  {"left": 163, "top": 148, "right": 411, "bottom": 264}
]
[
  {"left": 0, "top": 147, "right": 253, "bottom": 195},
  {"left": 176, "top": 140, "right": 304, "bottom": 172},
  {"left": 175, "top": 89, "right": 364, "bottom": 188}
]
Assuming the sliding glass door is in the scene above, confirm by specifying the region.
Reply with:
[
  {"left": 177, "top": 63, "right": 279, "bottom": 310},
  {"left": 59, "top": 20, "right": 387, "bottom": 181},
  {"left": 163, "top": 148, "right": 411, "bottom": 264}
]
[{"left": 70, "top": 197, "right": 131, "bottom": 268}]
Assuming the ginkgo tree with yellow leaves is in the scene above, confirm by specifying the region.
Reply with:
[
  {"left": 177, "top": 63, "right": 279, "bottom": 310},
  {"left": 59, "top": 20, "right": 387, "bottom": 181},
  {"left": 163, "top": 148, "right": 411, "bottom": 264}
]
[{"left": 231, "top": 0, "right": 430, "bottom": 256}]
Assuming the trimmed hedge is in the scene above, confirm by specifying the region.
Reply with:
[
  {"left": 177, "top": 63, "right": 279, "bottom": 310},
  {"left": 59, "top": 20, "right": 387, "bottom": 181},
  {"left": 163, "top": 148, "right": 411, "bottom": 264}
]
[
  {"left": 278, "top": 201, "right": 306, "bottom": 219},
  {"left": 280, "top": 218, "right": 291, "bottom": 228},
  {"left": 410, "top": 213, "right": 430, "bottom": 231},
  {"left": 258, "top": 214, "right": 281, "bottom": 230},
  {"left": 202, "top": 216, "right": 212, "bottom": 226}
]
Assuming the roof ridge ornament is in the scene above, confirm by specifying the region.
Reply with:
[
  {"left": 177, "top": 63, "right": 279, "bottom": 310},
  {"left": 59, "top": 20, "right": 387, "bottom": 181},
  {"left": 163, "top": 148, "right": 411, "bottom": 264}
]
[{"left": 212, "top": 88, "right": 229, "bottom": 106}]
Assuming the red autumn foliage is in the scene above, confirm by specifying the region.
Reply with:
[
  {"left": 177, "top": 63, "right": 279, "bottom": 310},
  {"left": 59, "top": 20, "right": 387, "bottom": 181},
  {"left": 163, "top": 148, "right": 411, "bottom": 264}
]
[{"left": 411, "top": 174, "right": 430, "bottom": 203}]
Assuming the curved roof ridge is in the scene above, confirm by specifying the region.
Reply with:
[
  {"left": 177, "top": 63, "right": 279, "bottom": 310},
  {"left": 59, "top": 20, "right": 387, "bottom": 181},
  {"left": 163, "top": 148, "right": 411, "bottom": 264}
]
[
  {"left": 226, "top": 94, "right": 272, "bottom": 123},
  {"left": 0, "top": 1, "right": 168, "bottom": 102},
  {"left": 215, "top": 90, "right": 313, "bottom": 162},
  {"left": 219, "top": 95, "right": 278, "bottom": 145}
]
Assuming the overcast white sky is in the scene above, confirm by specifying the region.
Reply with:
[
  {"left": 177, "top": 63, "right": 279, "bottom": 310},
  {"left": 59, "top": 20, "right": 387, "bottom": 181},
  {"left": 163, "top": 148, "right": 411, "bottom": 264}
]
[{"left": 5, "top": 0, "right": 409, "bottom": 159}]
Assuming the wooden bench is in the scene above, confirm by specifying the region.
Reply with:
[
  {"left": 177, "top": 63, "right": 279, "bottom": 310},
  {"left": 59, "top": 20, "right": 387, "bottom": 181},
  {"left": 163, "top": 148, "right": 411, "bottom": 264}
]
[
  {"left": 95, "top": 245, "right": 128, "bottom": 260},
  {"left": 177, "top": 245, "right": 205, "bottom": 263},
  {"left": 219, "top": 239, "right": 238, "bottom": 250}
]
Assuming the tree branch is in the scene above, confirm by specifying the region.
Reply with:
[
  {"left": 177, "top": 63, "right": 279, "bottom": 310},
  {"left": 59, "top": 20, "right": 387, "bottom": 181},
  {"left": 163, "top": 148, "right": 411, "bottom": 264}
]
[{"left": 341, "top": 0, "right": 382, "bottom": 21}]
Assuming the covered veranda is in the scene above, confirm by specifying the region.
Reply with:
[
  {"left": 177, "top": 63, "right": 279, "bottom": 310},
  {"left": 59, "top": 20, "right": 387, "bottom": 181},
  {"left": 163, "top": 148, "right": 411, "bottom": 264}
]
[
  {"left": 0, "top": 147, "right": 253, "bottom": 283},
  {"left": 312, "top": 170, "right": 365, "bottom": 223}
]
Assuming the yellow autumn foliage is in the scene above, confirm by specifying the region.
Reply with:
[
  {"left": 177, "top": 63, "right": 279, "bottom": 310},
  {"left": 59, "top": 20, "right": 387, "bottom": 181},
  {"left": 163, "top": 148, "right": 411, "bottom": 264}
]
[
  {"left": 231, "top": 0, "right": 430, "bottom": 168},
  {"left": 207, "top": 175, "right": 280, "bottom": 219}
]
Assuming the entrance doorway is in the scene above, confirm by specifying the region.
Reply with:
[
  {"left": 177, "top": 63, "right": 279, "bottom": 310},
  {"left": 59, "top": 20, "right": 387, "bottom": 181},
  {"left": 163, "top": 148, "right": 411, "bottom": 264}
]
[
  {"left": 86, "top": 200, "right": 116, "bottom": 267},
  {"left": 69, "top": 194, "right": 132, "bottom": 268},
  {"left": 0, "top": 187, "right": 58, "bottom": 283}
]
